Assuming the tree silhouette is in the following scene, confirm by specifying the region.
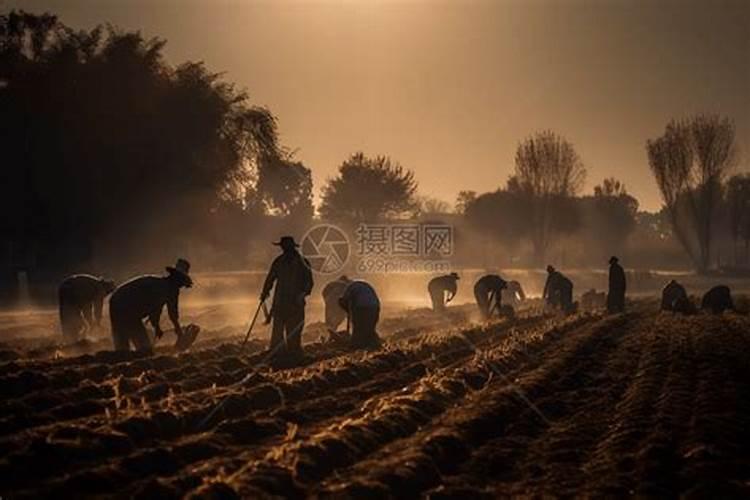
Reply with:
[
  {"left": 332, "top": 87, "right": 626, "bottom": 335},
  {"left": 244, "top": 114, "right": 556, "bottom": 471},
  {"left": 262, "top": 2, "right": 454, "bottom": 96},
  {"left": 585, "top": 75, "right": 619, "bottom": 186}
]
[
  {"left": 580, "top": 178, "right": 639, "bottom": 259},
  {"left": 319, "top": 152, "right": 418, "bottom": 225},
  {"left": 647, "top": 114, "right": 736, "bottom": 272},
  {"left": 513, "top": 131, "right": 586, "bottom": 265},
  {"left": 0, "top": 11, "right": 279, "bottom": 275}
]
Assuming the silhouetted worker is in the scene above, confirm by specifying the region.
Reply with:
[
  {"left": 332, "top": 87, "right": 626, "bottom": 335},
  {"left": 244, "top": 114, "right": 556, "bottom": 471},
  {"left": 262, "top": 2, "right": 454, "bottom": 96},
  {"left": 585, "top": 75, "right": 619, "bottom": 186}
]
[
  {"left": 428, "top": 272, "right": 459, "bottom": 311},
  {"left": 339, "top": 279, "right": 381, "bottom": 349},
  {"left": 59, "top": 274, "right": 116, "bottom": 342},
  {"left": 260, "top": 236, "right": 314, "bottom": 359},
  {"left": 661, "top": 280, "right": 696, "bottom": 314},
  {"left": 701, "top": 285, "right": 735, "bottom": 314},
  {"left": 322, "top": 275, "right": 353, "bottom": 333},
  {"left": 607, "top": 256, "right": 626, "bottom": 314},
  {"left": 543, "top": 265, "right": 574, "bottom": 313},
  {"left": 474, "top": 274, "right": 507, "bottom": 319},
  {"left": 109, "top": 259, "right": 193, "bottom": 353},
  {"left": 502, "top": 280, "right": 526, "bottom": 307}
]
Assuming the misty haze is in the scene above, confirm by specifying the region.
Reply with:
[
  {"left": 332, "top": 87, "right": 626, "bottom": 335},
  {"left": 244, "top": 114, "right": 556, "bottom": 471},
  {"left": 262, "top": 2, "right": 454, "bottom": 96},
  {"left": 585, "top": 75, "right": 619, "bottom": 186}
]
[{"left": 1, "top": 0, "right": 749, "bottom": 498}]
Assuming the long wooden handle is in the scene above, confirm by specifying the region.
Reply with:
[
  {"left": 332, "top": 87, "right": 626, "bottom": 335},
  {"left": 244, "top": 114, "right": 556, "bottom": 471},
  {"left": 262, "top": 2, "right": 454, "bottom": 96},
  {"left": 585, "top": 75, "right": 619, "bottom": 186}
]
[{"left": 241, "top": 301, "right": 263, "bottom": 347}]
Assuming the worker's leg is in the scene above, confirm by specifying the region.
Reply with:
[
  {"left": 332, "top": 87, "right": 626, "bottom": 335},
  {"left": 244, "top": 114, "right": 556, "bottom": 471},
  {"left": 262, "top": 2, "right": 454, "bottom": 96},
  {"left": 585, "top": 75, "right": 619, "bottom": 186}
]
[
  {"left": 269, "top": 313, "right": 285, "bottom": 352},
  {"left": 130, "top": 320, "right": 153, "bottom": 355},
  {"left": 59, "top": 287, "right": 84, "bottom": 342},
  {"left": 350, "top": 306, "right": 378, "bottom": 348},
  {"left": 285, "top": 306, "right": 306, "bottom": 356},
  {"left": 430, "top": 289, "right": 443, "bottom": 311},
  {"left": 562, "top": 286, "right": 574, "bottom": 313},
  {"left": 474, "top": 288, "right": 489, "bottom": 319},
  {"left": 110, "top": 311, "right": 132, "bottom": 352}
]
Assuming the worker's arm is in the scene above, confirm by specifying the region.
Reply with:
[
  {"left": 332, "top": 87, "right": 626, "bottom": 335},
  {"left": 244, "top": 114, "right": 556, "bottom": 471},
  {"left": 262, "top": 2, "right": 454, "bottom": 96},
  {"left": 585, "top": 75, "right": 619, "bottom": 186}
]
[
  {"left": 93, "top": 295, "right": 104, "bottom": 325},
  {"left": 446, "top": 281, "right": 457, "bottom": 302},
  {"left": 302, "top": 258, "right": 314, "bottom": 296},
  {"left": 82, "top": 303, "right": 94, "bottom": 329},
  {"left": 167, "top": 291, "right": 182, "bottom": 337},
  {"left": 260, "top": 259, "right": 278, "bottom": 301},
  {"left": 542, "top": 276, "right": 551, "bottom": 299}
]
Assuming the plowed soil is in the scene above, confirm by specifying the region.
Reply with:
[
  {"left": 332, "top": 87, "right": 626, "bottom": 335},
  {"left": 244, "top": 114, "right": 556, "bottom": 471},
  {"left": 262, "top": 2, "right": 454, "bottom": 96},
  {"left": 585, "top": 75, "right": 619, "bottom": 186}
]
[{"left": 1, "top": 301, "right": 749, "bottom": 498}]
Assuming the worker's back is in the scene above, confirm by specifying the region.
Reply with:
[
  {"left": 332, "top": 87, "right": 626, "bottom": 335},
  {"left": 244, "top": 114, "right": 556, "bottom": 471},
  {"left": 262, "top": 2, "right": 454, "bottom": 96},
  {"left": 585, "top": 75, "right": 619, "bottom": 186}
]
[
  {"left": 342, "top": 280, "right": 380, "bottom": 309},
  {"left": 110, "top": 275, "right": 172, "bottom": 319},
  {"left": 60, "top": 274, "right": 104, "bottom": 304}
]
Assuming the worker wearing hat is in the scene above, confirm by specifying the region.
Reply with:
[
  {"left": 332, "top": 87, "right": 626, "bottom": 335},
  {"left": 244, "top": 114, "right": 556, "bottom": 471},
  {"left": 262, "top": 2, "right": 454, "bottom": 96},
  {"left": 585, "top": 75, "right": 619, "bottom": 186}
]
[
  {"left": 109, "top": 258, "right": 193, "bottom": 353},
  {"left": 260, "top": 236, "right": 314, "bottom": 359}
]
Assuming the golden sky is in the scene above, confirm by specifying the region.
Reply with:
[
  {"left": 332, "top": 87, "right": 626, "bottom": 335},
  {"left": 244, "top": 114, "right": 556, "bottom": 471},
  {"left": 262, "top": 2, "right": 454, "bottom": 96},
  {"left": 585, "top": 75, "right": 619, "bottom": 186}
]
[{"left": 10, "top": 0, "right": 750, "bottom": 211}]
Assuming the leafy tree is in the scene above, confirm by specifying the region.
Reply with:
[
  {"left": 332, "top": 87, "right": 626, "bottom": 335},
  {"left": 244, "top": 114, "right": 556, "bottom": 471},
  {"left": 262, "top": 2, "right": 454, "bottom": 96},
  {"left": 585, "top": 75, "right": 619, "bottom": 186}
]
[
  {"left": 319, "top": 152, "right": 418, "bottom": 224},
  {"left": 454, "top": 190, "right": 477, "bottom": 215},
  {"left": 256, "top": 152, "right": 313, "bottom": 222},
  {"left": 513, "top": 131, "right": 586, "bottom": 264},
  {"left": 579, "top": 178, "right": 639, "bottom": 260},
  {"left": 0, "top": 11, "right": 279, "bottom": 275},
  {"left": 647, "top": 114, "right": 736, "bottom": 272},
  {"left": 417, "top": 196, "right": 451, "bottom": 215},
  {"left": 463, "top": 188, "right": 531, "bottom": 248}
]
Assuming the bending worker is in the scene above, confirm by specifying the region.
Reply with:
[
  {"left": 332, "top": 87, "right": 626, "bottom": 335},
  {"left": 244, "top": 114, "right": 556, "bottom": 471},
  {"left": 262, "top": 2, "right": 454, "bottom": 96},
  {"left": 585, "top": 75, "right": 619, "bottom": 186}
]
[
  {"left": 428, "top": 272, "right": 460, "bottom": 312},
  {"left": 109, "top": 258, "right": 193, "bottom": 353},
  {"left": 338, "top": 279, "right": 381, "bottom": 349},
  {"left": 59, "top": 274, "right": 116, "bottom": 342},
  {"left": 474, "top": 274, "right": 507, "bottom": 320},
  {"left": 543, "top": 265, "right": 574, "bottom": 313},
  {"left": 701, "top": 285, "right": 735, "bottom": 314},
  {"left": 661, "top": 280, "right": 696, "bottom": 314}
]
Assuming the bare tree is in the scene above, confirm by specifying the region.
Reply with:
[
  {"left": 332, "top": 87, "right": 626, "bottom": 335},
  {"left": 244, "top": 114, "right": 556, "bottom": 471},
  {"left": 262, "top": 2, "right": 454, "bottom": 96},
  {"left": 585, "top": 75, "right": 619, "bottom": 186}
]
[
  {"left": 514, "top": 130, "right": 586, "bottom": 265},
  {"left": 647, "top": 114, "right": 736, "bottom": 272}
]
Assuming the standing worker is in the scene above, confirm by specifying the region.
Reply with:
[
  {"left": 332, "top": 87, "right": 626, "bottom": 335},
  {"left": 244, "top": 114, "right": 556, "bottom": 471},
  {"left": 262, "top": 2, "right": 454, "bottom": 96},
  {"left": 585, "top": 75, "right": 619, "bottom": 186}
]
[
  {"left": 260, "top": 236, "right": 314, "bottom": 360},
  {"left": 543, "top": 265, "right": 575, "bottom": 314},
  {"left": 322, "top": 275, "right": 352, "bottom": 334},
  {"left": 338, "top": 279, "right": 381, "bottom": 349},
  {"left": 109, "top": 258, "right": 193, "bottom": 354},
  {"left": 428, "top": 272, "right": 460, "bottom": 312},
  {"left": 58, "top": 274, "right": 116, "bottom": 342},
  {"left": 474, "top": 274, "right": 507, "bottom": 319},
  {"left": 607, "top": 256, "right": 626, "bottom": 314}
]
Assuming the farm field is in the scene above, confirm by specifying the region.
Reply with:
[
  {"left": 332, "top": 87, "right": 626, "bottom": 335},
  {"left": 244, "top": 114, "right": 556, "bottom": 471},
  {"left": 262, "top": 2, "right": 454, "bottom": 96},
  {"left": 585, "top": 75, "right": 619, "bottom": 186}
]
[{"left": 1, "top": 301, "right": 749, "bottom": 498}]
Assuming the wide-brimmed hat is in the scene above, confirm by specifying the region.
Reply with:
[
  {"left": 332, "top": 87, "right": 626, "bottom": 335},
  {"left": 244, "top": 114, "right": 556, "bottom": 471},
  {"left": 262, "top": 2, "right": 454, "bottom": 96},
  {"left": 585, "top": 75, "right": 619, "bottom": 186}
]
[
  {"left": 166, "top": 258, "right": 193, "bottom": 287},
  {"left": 609, "top": 256, "right": 619, "bottom": 264},
  {"left": 450, "top": 272, "right": 460, "bottom": 280},
  {"left": 273, "top": 236, "right": 299, "bottom": 249}
]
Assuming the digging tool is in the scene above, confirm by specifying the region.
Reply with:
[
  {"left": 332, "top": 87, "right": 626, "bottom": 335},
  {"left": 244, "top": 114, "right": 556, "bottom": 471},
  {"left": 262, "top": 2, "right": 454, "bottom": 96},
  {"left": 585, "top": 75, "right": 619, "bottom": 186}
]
[{"left": 242, "top": 300, "right": 264, "bottom": 348}]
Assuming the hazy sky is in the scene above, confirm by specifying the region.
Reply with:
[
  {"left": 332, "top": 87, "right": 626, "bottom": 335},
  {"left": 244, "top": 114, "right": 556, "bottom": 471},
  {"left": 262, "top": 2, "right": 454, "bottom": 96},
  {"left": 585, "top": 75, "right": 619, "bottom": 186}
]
[{"left": 8, "top": 0, "right": 750, "bottom": 211}]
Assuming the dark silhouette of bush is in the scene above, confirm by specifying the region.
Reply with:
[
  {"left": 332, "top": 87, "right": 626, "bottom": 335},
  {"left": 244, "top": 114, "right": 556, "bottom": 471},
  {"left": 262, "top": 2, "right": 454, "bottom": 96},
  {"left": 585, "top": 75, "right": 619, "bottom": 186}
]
[{"left": 0, "top": 11, "right": 279, "bottom": 277}]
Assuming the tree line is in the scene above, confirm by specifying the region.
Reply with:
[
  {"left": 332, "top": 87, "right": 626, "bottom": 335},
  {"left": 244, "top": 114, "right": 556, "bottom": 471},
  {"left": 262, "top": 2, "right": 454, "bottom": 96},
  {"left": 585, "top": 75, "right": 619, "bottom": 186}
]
[{"left": 1, "top": 11, "right": 748, "bottom": 290}]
